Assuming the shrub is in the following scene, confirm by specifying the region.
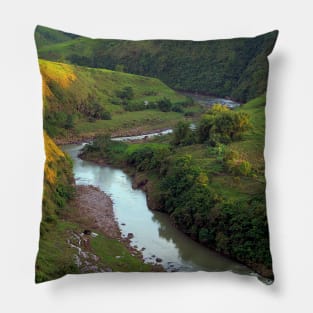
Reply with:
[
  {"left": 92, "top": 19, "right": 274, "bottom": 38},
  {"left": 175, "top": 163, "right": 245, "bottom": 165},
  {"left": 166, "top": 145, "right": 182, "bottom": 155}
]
[
  {"left": 172, "top": 121, "right": 194, "bottom": 146},
  {"left": 157, "top": 97, "right": 172, "bottom": 112},
  {"left": 126, "top": 144, "right": 171, "bottom": 172},
  {"left": 197, "top": 105, "right": 251, "bottom": 145},
  {"left": 116, "top": 86, "right": 134, "bottom": 100},
  {"left": 223, "top": 148, "right": 252, "bottom": 176}
]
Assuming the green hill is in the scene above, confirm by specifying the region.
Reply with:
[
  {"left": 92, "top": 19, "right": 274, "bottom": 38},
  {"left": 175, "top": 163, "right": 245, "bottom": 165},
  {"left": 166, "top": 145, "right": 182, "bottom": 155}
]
[
  {"left": 35, "top": 25, "right": 278, "bottom": 102},
  {"left": 38, "top": 59, "right": 191, "bottom": 140},
  {"left": 35, "top": 25, "right": 80, "bottom": 47}
]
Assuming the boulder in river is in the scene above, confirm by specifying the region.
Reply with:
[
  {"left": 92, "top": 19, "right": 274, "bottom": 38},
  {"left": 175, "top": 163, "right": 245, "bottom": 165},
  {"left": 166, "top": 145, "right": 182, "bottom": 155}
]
[
  {"left": 156, "top": 257, "right": 162, "bottom": 263},
  {"left": 127, "top": 233, "right": 134, "bottom": 239}
]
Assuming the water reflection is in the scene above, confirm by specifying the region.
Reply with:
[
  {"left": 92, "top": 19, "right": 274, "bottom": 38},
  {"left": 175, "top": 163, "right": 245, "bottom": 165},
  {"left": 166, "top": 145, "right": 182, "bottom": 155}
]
[{"left": 63, "top": 143, "right": 252, "bottom": 276}]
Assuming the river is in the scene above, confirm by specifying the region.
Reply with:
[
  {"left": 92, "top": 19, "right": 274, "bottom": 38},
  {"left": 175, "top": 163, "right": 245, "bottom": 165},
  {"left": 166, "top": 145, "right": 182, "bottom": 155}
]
[
  {"left": 63, "top": 143, "right": 259, "bottom": 279},
  {"left": 181, "top": 91, "right": 241, "bottom": 109}
]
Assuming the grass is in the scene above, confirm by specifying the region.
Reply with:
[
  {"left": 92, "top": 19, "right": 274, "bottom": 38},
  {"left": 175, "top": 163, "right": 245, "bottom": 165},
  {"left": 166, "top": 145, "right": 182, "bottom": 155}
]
[
  {"left": 35, "top": 220, "right": 79, "bottom": 283},
  {"left": 91, "top": 234, "right": 154, "bottom": 272},
  {"left": 39, "top": 59, "right": 193, "bottom": 138},
  {"left": 40, "top": 59, "right": 187, "bottom": 107},
  {"left": 229, "top": 96, "right": 266, "bottom": 171},
  {"left": 76, "top": 110, "right": 183, "bottom": 135},
  {"left": 146, "top": 96, "right": 266, "bottom": 202}
]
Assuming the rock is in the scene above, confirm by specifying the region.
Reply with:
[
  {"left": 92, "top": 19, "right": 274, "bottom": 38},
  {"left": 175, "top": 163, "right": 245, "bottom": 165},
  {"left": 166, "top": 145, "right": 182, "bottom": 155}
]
[
  {"left": 121, "top": 223, "right": 126, "bottom": 226},
  {"left": 105, "top": 267, "right": 113, "bottom": 272},
  {"left": 156, "top": 257, "right": 162, "bottom": 263},
  {"left": 83, "top": 229, "right": 91, "bottom": 235},
  {"left": 141, "top": 247, "right": 146, "bottom": 251},
  {"left": 115, "top": 256, "right": 121, "bottom": 259},
  {"left": 151, "top": 255, "right": 155, "bottom": 258},
  {"left": 127, "top": 233, "right": 134, "bottom": 239}
]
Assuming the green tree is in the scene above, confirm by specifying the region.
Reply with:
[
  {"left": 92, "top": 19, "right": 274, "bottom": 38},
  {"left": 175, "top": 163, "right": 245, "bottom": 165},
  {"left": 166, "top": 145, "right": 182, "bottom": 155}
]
[
  {"left": 116, "top": 86, "right": 134, "bottom": 100},
  {"left": 172, "top": 121, "right": 193, "bottom": 146},
  {"left": 157, "top": 97, "right": 172, "bottom": 112},
  {"left": 115, "top": 64, "right": 125, "bottom": 72}
]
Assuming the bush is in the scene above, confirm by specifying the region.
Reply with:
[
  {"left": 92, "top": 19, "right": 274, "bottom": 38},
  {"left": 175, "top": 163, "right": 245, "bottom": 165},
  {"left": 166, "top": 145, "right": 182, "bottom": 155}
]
[
  {"left": 126, "top": 144, "right": 171, "bottom": 172},
  {"left": 100, "top": 110, "right": 112, "bottom": 120},
  {"left": 172, "top": 103, "right": 183, "bottom": 113},
  {"left": 223, "top": 148, "right": 252, "bottom": 176},
  {"left": 172, "top": 121, "right": 194, "bottom": 146},
  {"left": 116, "top": 86, "right": 134, "bottom": 100},
  {"left": 184, "top": 111, "right": 195, "bottom": 117},
  {"left": 197, "top": 105, "right": 251, "bottom": 145},
  {"left": 157, "top": 97, "right": 172, "bottom": 112}
]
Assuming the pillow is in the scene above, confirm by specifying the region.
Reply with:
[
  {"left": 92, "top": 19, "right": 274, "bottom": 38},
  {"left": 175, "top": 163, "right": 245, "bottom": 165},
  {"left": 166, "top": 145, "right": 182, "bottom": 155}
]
[{"left": 35, "top": 25, "right": 278, "bottom": 284}]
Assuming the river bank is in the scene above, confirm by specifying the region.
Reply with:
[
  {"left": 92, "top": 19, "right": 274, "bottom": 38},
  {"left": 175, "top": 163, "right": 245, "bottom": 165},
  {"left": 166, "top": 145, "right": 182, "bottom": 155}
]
[
  {"left": 65, "top": 185, "right": 163, "bottom": 272},
  {"left": 109, "top": 166, "right": 273, "bottom": 280},
  {"left": 54, "top": 126, "right": 174, "bottom": 145},
  {"left": 76, "top": 136, "right": 273, "bottom": 282},
  {"left": 64, "top": 143, "right": 256, "bottom": 276}
]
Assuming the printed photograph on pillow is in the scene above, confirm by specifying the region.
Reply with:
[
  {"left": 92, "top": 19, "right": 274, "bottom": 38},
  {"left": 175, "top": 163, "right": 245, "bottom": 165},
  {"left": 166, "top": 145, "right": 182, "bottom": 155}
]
[{"left": 34, "top": 26, "right": 278, "bottom": 283}]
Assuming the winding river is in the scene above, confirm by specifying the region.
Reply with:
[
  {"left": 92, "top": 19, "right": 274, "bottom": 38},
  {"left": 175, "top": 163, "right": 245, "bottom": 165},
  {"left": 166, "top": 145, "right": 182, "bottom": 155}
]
[{"left": 63, "top": 142, "right": 257, "bottom": 279}]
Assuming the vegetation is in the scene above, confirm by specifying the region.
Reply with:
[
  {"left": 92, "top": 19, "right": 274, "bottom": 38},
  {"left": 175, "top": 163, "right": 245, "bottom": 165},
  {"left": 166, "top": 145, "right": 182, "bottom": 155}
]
[
  {"left": 36, "top": 132, "right": 76, "bottom": 282},
  {"left": 39, "top": 59, "right": 193, "bottom": 138},
  {"left": 36, "top": 133, "right": 156, "bottom": 283},
  {"left": 36, "top": 25, "right": 278, "bottom": 102},
  {"left": 80, "top": 96, "right": 273, "bottom": 278},
  {"left": 197, "top": 104, "right": 251, "bottom": 145},
  {"left": 35, "top": 26, "right": 275, "bottom": 280}
]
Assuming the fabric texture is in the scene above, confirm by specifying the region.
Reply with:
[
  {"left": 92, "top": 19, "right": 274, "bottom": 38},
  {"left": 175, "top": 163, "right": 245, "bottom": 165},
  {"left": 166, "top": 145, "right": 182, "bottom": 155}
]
[{"left": 35, "top": 25, "right": 278, "bottom": 283}]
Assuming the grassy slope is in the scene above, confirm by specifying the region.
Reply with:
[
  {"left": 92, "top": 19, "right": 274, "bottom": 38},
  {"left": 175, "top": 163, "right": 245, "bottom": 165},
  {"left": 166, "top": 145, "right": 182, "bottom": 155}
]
[
  {"left": 40, "top": 59, "right": 192, "bottom": 140},
  {"left": 36, "top": 132, "right": 76, "bottom": 282},
  {"left": 36, "top": 133, "right": 154, "bottom": 283},
  {"left": 159, "top": 96, "right": 266, "bottom": 202},
  {"left": 35, "top": 25, "right": 80, "bottom": 47},
  {"left": 35, "top": 25, "right": 278, "bottom": 102}
]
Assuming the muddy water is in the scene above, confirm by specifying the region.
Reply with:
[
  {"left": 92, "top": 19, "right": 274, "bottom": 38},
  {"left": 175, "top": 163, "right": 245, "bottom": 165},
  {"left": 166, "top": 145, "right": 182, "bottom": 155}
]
[{"left": 63, "top": 143, "right": 256, "bottom": 278}]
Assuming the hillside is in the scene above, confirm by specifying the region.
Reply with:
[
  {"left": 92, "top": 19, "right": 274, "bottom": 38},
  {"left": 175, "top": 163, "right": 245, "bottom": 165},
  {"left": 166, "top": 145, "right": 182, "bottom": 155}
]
[
  {"left": 35, "top": 25, "right": 278, "bottom": 102},
  {"left": 38, "top": 59, "right": 192, "bottom": 140},
  {"left": 36, "top": 132, "right": 76, "bottom": 282},
  {"left": 35, "top": 25, "right": 80, "bottom": 47}
]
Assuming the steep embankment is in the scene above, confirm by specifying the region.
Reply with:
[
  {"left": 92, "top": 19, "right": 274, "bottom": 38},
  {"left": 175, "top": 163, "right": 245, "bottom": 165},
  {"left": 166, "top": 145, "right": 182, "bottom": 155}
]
[
  {"left": 36, "top": 133, "right": 158, "bottom": 283},
  {"left": 36, "top": 25, "right": 278, "bottom": 102},
  {"left": 39, "top": 59, "right": 191, "bottom": 141},
  {"left": 36, "top": 132, "right": 76, "bottom": 282}
]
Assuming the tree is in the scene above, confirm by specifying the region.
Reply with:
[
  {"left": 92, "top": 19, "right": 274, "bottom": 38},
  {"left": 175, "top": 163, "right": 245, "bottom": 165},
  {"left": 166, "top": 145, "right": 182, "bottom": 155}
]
[
  {"left": 197, "top": 106, "right": 251, "bottom": 144},
  {"left": 116, "top": 86, "right": 134, "bottom": 100},
  {"left": 64, "top": 114, "right": 74, "bottom": 129},
  {"left": 172, "top": 121, "right": 193, "bottom": 146},
  {"left": 115, "top": 64, "right": 125, "bottom": 72},
  {"left": 157, "top": 97, "right": 172, "bottom": 112}
]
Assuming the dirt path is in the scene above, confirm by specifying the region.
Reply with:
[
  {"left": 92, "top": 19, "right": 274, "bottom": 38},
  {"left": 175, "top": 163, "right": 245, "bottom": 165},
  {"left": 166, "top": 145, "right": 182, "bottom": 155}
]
[{"left": 74, "top": 185, "right": 121, "bottom": 239}]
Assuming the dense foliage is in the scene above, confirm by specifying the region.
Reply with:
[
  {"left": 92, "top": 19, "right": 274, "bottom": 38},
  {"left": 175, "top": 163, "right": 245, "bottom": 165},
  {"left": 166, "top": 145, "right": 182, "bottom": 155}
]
[
  {"left": 197, "top": 104, "right": 251, "bottom": 145},
  {"left": 36, "top": 133, "right": 76, "bottom": 282},
  {"left": 36, "top": 26, "right": 278, "bottom": 102},
  {"left": 172, "top": 104, "right": 251, "bottom": 147},
  {"left": 159, "top": 156, "right": 271, "bottom": 270}
]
